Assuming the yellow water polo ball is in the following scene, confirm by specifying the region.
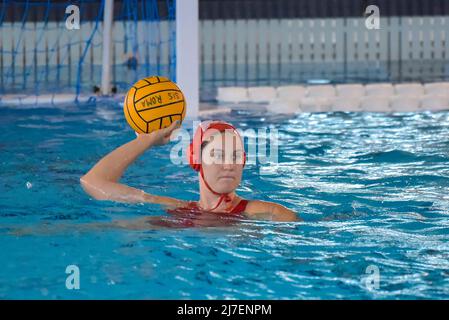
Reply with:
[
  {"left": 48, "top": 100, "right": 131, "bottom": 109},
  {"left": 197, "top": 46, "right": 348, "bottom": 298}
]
[{"left": 124, "top": 76, "right": 186, "bottom": 134}]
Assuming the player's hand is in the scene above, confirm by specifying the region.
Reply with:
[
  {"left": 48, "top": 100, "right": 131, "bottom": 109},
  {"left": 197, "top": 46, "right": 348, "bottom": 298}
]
[{"left": 135, "top": 120, "right": 181, "bottom": 146}]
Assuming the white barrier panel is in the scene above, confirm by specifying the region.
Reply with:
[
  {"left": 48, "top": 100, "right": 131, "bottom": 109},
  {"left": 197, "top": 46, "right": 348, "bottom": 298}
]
[
  {"left": 394, "top": 83, "right": 424, "bottom": 95},
  {"left": 215, "top": 82, "right": 449, "bottom": 113},
  {"left": 365, "top": 83, "right": 394, "bottom": 96},
  {"left": 276, "top": 85, "right": 306, "bottom": 100},
  {"left": 336, "top": 84, "right": 365, "bottom": 97},
  {"left": 216, "top": 87, "right": 249, "bottom": 103},
  {"left": 333, "top": 97, "right": 362, "bottom": 112},
  {"left": 390, "top": 95, "right": 421, "bottom": 112},
  {"left": 421, "top": 95, "right": 449, "bottom": 111},
  {"left": 424, "top": 82, "right": 449, "bottom": 95},
  {"left": 361, "top": 96, "right": 391, "bottom": 112},
  {"left": 306, "top": 85, "right": 336, "bottom": 98},
  {"left": 247, "top": 86, "right": 277, "bottom": 103},
  {"left": 300, "top": 97, "right": 334, "bottom": 112}
]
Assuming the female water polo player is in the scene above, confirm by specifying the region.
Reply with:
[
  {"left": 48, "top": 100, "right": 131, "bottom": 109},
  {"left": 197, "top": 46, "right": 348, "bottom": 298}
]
[{"left": 80, "top": 120, "right": 298, "bottom": 227}]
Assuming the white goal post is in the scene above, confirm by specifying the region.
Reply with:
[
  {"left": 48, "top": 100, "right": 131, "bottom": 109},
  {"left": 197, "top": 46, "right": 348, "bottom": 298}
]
[
  {"left": 176, "top": 0, "right": 199, "bottom": 119},
  {"left": 101, "top": 0, "right": 114, "bottom": 96}
]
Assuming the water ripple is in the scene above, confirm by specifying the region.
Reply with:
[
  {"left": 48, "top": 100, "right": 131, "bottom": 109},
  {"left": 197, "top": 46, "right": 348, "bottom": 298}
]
[{"left": 1, "top": 106, "right": 449, "bottom": 298}]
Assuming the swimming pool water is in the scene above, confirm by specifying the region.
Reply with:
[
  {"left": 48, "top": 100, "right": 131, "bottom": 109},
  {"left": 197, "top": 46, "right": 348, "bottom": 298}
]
[{"left": 1, "top": 103, "right": 449, "bottom": 299}]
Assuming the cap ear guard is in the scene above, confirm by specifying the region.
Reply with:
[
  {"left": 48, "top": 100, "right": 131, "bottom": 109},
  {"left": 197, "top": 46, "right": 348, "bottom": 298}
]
[{"left": 187, "top": 142, "right": 201, "bottom": 172}]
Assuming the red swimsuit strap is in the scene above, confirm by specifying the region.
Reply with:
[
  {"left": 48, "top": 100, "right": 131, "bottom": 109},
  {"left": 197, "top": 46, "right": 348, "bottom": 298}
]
[
  {"left": 229, "top": 199, "right": 249, "bottom": 214},
  {"left": 175, "top": 199, "right": 248, "bottom": 215}
]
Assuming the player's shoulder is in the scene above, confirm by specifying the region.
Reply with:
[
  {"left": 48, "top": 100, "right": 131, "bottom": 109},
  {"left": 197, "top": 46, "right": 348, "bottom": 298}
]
[
  {"left": 244, "top": 199, "right": 273, "bottom": 213},
  {"left": 244, "top": 200, "right": 300, "bottom": 222}
]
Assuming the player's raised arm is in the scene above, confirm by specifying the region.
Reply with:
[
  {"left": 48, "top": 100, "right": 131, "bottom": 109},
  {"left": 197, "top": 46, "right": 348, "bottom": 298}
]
[{"left": 80, "top": 120, "right": 185, "bottom": 207}]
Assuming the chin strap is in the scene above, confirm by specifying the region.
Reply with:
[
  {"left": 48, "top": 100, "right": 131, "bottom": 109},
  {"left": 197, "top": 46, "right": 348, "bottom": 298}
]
[{"left": 199, "top": 166, "right": 233, "bottom": 211}]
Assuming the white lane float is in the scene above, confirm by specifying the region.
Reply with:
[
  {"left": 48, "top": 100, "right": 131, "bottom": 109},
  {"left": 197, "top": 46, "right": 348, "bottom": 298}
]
[{"left": 215, "top": 82, "right": 449, "bottom": 113}]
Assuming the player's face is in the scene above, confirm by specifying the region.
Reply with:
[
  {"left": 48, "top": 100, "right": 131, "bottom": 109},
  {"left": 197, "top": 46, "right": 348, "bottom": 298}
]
[{"left": 201, "top": 131, "right": 244, "bottom": 194}]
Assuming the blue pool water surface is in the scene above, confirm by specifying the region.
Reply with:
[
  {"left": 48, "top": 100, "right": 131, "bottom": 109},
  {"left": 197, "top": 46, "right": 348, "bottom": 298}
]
[{"left": 1, "top": 103, "right": 449, "bottom": 299}]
